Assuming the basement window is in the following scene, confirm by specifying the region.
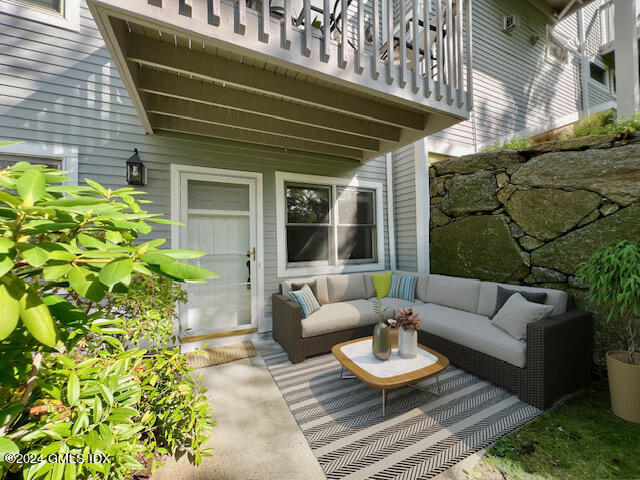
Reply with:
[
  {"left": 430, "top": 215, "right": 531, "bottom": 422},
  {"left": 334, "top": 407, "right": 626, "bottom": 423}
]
[
  {"left": 276, "top": 172, "right": 385, "bottom": 277},
  {"left": 0, "top": 0, "right": 79, "bottom": 30},
  {"left": 589, "top": 62, "right": 608, "bottom": 87}
]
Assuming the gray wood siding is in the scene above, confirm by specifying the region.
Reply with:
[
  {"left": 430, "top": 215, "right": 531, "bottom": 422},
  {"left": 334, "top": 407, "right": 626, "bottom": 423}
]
[
  {"left": 0, "top": 3, "right": 391, "bottom": 332},
  {"left": 429, "top": 0, "right": 614, "bottom": 150},
  {"left": 392, "top": 143, "right": 417, "bottom": 272}
]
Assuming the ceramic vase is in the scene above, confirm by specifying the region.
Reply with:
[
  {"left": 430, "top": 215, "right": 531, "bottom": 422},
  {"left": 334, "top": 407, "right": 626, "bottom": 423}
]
[
  {"left": 372, "top": 320, "right": 391, "bottom": 361},
  {"left": 398, "top": 328, "right": 418, "bottom": 358}
]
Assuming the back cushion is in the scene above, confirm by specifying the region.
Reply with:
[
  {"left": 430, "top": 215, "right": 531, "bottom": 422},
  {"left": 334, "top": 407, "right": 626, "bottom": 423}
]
[
  {"left": 327, "top": 274, "right": 367, "bottom": 303},
  {"left": 425, "top": 274, "right": 481, "bottom": 313},
  {"left": 415, "top": 275, "right": 429, "bottom": 303},
  {"left": 477, "top": 282, "right": 568, "bottom": 317},
  {"left": 364, "top": 273, "right": 378, "bottom": 299},
  {"left": 283, "top": 276, "right": 329, "bottom": 305}
]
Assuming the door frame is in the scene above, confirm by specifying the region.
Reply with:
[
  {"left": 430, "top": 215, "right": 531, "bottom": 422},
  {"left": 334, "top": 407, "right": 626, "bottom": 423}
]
[{"left": 170, "top": 164, "right": 265, "bottom": 337}]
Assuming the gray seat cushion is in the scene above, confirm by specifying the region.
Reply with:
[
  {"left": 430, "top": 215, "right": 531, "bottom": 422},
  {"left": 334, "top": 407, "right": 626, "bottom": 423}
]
[
  {"left": 412, "top": 303, "right": 527, "bottom": 368},
  {"left": 301, "top": 299, "right": 378, "bottom": 338},
  {"left": 366, "top": 297, "right": 422, "bottom": 318}
]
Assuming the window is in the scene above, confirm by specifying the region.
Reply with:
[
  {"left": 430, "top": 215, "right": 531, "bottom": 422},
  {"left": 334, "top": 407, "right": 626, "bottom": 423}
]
[
  {"left": 0, "top": 0, "right": 79, "bottom": 30},
  {"left": 276, "top": 172, "right": 384, "bottom": 276},
  {"left": 0, "top": 143, "right": 78, "bottom": 184},
  {"left": 590, "top": 62, "right": 608, "bottom": 87}
]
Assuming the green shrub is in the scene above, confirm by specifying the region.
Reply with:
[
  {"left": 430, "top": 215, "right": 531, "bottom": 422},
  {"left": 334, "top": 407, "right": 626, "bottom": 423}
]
[
  {"left": 105, "top": 274, "right": 188, "bottom": 349},
  {"left": 574, "top": 110, "right": 640, "bottom": 137},
  {"left": 0, "top": 160, "right": 217, "bottom": 478},
  {"left": 480, "top": 135, "right": 532, "bottom": 152}
]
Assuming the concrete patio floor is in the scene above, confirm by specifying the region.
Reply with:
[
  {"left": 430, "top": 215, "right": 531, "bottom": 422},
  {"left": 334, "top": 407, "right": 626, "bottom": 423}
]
[{"left": 152, "top": 337, "right": 483, "bottom": 480}]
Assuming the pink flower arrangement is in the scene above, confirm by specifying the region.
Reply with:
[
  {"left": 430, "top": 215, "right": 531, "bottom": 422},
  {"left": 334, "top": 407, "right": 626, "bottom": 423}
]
[{"left": 396, "top": 308, "right": 420, "bottom": 331}]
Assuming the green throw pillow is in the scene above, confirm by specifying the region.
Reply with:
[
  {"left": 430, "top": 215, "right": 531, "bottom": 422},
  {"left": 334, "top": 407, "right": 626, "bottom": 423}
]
[{"left": 372, "top": 272, "right": 392, "bottom": 299}]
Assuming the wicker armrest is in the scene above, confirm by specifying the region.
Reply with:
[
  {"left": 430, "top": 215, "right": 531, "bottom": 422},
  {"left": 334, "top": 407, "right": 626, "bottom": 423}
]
[
  {"left": 525, "top": 309, "right": 593, "bottom": 407},
  {"left": 272, "top": 294, "right": 304, "bottom": 362}
]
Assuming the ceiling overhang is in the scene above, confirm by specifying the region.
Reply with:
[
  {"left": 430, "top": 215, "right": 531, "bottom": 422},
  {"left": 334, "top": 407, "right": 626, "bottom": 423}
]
[
  {"left": 526, "top": 0, "right": 597, "bottom": 21},
  {"left": 87, "top": 0, "right": 468, "bottom": 163}
]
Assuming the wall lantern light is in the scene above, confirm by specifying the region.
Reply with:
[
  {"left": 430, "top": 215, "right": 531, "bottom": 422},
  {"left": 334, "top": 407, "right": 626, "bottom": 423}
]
[{"left": 126, "top": 148, "right": 146, "bottom": 186}]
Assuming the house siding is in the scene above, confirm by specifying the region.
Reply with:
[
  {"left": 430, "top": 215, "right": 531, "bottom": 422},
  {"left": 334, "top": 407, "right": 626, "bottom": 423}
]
[
  {"left": 392, "top": 143, "right": 417, "bottom": 272},
  {"left": 0, "top": 2, "right": 391, "bottom": 333},
  {"left": 428, "top": 0, "right": 615, "bottom": 153}
]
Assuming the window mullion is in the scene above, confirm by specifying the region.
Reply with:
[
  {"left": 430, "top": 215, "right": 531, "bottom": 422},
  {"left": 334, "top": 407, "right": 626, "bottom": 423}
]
[{"left": 332, "top": 184, "right": 338, "bottom": 266}]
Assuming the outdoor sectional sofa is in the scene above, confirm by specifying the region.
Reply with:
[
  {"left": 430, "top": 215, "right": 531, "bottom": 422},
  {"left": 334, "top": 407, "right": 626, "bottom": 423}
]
[{"left": 272, "top": 271, "right": 592, "bottom": 410}]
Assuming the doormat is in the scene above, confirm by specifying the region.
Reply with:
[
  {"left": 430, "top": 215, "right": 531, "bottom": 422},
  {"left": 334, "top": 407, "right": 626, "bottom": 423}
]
[{"left": 186, "top": 341, "right": 258, "bottom": 369}]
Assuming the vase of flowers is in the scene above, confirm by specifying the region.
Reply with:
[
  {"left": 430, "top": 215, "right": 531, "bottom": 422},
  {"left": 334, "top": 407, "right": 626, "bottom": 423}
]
[
  {"left": 396, "top": 308, "right": 421, "bottom": 358},
  {"left": 372, "top": 298, "right": 391, "bottom": 361}
]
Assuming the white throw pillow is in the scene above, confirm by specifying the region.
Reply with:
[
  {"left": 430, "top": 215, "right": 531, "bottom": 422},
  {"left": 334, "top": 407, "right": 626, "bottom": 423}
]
[{"left": 491, "top": 292, "right": 554, "bottom": 341}]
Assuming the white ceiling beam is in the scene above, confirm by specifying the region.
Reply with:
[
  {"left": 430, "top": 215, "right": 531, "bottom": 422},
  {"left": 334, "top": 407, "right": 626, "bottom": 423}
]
[
  {"left": 136, "top": 69, "right": 401, "bottom": 142},
  {"left": 149, "top": 114, "right": 364, "bottom": 160},
  {"left": 124, "top": 33, "right": 427, "bottom": 131},
  {"left": 142, "top": 93, "right": 381, "bottom": 152}
]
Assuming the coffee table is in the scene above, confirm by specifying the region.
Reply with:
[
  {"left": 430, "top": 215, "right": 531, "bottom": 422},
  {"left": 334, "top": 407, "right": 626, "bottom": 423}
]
[{"left": 331, "top": 336, "right": 449, "bottom": 417}]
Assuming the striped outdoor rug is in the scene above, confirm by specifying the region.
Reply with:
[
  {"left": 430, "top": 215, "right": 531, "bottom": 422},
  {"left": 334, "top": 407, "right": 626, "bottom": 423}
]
[{"left": 262, "top": 348, "right": 542, "bottom": 480}]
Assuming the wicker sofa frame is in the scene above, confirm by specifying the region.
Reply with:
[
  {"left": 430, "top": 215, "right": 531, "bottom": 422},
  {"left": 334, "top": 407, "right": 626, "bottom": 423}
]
[{"left": 272, "top": 293, "right": 592, "bottom": 410}]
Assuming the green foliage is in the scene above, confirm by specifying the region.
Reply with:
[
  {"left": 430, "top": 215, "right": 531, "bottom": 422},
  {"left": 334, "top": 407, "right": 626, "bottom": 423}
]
[
  {"left": 577, "top": 240, "right": 640, "bottom": 365},
  {"left": 574, "top": 110, "right": 640, "bottom": 136},
  {"left": 480, "top": 135, "right": 532, "bottom": 152},
  {"left": 0, "top": 161, "right": 217, "bottom": 479},
  {"left": 105, "top": 274, "right": 188, "bottom": 349},
  {"left": 372, "top": 298, "right": 390, "bottom": 322},
  {"left": 574, "top": 110, "right": 640, "bottom": 137},
  {"left": 137, "top": 349, "right": 213, "bottom": 465}
]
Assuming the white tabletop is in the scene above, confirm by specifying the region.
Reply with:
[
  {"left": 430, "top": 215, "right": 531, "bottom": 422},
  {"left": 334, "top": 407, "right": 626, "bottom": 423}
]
[{"left": 339, "top": 338, "right": 438, "bottom": 378}]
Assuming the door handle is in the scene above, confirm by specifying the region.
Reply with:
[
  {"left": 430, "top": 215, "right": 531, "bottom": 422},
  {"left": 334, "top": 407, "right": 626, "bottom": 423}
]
[{"left": 252, "top": 247, "right": 256, "bottom": 261}]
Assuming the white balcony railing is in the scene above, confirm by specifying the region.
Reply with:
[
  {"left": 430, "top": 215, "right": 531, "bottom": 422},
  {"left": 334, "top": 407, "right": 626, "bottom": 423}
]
[{"left": 147, "top": 0, "right": 473, "bottom": 113}]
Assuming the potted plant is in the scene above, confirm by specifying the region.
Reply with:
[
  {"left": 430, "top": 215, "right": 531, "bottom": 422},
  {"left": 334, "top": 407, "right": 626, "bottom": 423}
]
[
  {"left": 395, "top": 309, "right": 421, "bottom": 358},
  {"left": 578, "top": 239, "right": 640, "bottom": 423},
  {"left": 372, "top": 298, "right": 391, "bottom": 360}
]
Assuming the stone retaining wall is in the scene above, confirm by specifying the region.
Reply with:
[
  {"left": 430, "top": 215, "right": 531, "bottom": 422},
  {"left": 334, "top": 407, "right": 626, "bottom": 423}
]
[{"left": 429, "top": 133, "right": 640, "bottom": 366}]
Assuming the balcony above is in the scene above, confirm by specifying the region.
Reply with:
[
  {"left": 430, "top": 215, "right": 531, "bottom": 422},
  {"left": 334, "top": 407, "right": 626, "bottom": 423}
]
[{"left": 88, "top": 0, "right": 472, "bottom": 162}]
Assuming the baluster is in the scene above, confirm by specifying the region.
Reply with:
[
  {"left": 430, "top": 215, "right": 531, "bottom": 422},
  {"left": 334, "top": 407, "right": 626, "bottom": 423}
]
[
  {"left": 210, "top": 0, "right": 220, "bottom": 26},
  {"left": 411, "top": 0, "right": 420, "bottom": 92},
  {"left": 303, "top": 0, "right": 311, "bottom": 56},
  {"left": 398, "top": 0, "right": 407, "bottom": 87},
  {"left": 356, "top": 0, "right": 365, "bottom": 73},
  {"left": 322, "top": 0, "right": 331, "bottom": 61},
  {"left": 261, "top": 0, "right": 270, "bottom": 42},
  {"left": 445, "top": 0, "right": 454, "bottom": 105},
  {"left": 423, "top": 0, "right": 431, "bottom": 97},
  {"left": 236, "top": 0, "right": 246, "bottom": 35},
  {"left": 465, "top": 0, "right": 473, "bottom": 111},
  {"left": 385, "top": 0, "right": 393, "bottom": 84},
  {"left": 435, "top": 0, "right": 443, "bottom": 100},
  {"left": 456, "top": 0, "right": 463, "bottom": 107},
  {"left": 282, "top": 0, "right": 291, "bottom": 49},
  {"left": 372, "top": 0, "right": 380, "bottom": 79},
  {"left": 339, "top": 0, "right": 348, "bottom": 68}
]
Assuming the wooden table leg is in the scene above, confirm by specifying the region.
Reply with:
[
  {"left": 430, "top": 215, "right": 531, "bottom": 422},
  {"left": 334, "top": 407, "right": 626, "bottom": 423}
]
[{"left": 382, "top": 389, "right": 386, "bottom": 417}]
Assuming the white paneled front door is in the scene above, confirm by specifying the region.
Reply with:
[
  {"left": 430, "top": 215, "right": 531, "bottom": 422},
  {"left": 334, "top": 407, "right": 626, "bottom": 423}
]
[{"left": 177, "top": 172, "right": 259, "bottom": 338}]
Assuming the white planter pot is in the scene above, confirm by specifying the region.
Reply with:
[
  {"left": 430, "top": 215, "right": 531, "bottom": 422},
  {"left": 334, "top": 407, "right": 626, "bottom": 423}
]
[{"left": 398, "top": 328, "right": 418, "bottom": 358}]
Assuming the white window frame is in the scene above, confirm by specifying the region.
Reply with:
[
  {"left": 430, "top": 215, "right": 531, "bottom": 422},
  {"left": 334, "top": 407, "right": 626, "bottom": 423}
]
[
  {"left": 276, "top": 171, "right": 385, "bottom": 277},
  {"left": 0, "top": 0, "right": 79, "bottom": 31},
  {"left": 0, "top": 142, "right": 78, "bottom": 184}
]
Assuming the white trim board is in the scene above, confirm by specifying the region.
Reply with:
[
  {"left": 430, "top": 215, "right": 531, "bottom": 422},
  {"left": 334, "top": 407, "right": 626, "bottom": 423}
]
[
  {"left": 275, "top": 171, "right": 386, "bottom": 278},
  {"left": 170, "top": 163, "right": 265, "bottom": 331},
  {"left": 414, "top": 138, "right": 429, "bottom": 274},
  {"left": 385, "top": 153, "right": 397, "bottom": 272},
  {"left": 0, "top": 141, "right": 78, "bottom": 185}
]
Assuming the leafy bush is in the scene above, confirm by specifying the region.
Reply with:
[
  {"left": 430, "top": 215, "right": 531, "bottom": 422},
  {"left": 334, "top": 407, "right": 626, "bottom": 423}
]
[
  {"left": 574, "top": 110, "right": 640, "bottom": 137},
  {"left": 480, "top": 135, "right": 532, "bottom": 152},
  {"left": 577, "top": 240, "right": 640, "bottom": 365},
  {"left": 0, "top": 161, "right": 217, "bottom": 478},
  {"left": 105, "top": 274, "right": 188, "bottom": 349}
]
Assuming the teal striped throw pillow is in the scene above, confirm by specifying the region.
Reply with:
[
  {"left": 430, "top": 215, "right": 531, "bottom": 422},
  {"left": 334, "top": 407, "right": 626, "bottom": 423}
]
[
  {"left": 288, "top": 284, "right": 321, "bottom": 318},
  {"left": 388, "top": 274, "right": 418, "bottom": 302}
]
